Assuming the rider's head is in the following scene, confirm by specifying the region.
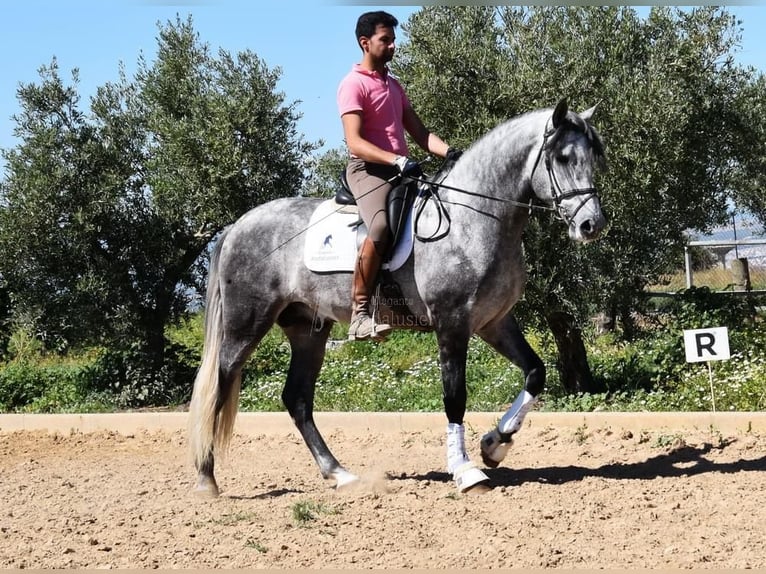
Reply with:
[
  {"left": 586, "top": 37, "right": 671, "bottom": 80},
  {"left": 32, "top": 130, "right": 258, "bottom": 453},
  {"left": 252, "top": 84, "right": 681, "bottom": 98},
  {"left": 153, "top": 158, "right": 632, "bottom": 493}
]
[{"left": 355, "top": 11, "right": 398, "bottom": 59}]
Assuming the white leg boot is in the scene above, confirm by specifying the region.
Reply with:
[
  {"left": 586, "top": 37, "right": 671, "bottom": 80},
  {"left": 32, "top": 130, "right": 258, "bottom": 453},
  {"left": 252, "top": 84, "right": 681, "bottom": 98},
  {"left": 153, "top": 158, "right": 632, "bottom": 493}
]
[
  {"left": 481, "top": 390, "right": 537, "bottom": 467},
  {"left": 447, "top": 423, "right": 489, "bottom": 492}
]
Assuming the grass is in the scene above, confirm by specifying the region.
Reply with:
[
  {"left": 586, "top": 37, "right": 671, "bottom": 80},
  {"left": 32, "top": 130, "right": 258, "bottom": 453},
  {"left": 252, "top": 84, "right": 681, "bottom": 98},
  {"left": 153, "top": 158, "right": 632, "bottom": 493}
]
[
  {"left": 290, "top": 499, "right": 342, "bottom": 527},
  {"left": 245, "top": 539, "right": 268, "bottom": 553},
  {"left": 652, "top": 432, "right": 685, "bottom": 449},
  {"left": 211, "top": 511, "right": 258, "bottom": 526},
  {"left": 573, "top": 423, "right": 590, "bottom": 445},
  {"left": 648, "top": 265, "right": 766, "bottom": 292}
]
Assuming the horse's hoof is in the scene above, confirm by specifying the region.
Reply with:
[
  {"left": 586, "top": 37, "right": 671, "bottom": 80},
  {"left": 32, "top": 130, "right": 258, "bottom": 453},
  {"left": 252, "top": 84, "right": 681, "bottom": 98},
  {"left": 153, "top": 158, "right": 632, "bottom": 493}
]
[
  {"left": 452, "top": 461, "right": 490, "bottom": 493},
  {"left": 480, "top": 428, "right": 513, "bottom": 468},
  {"left": 463, "top": 481, "right": 493, "bottom": 494},
  {"left": 481, "top": 451, "right": 502, "bottom": 469},
  {"left": 193, "top": 476, "right": 220, "bottom": 498},
  {"left": 333, "top": 468, "right": 360, "bottom": 490}
]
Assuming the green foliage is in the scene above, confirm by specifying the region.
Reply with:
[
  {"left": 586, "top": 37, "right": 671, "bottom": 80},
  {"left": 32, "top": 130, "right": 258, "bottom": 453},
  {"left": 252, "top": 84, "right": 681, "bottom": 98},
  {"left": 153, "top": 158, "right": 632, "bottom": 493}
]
[
  {"left": 0, "top": 362, "right": 81, "bottom": 412},
  {"left": 0, "top": 15, "right": 316, "bottom": 375},
  {"left": 1, "top": 299, "right": 765, "bottom": 413},
  {"left": 83, "top": 341, "right": 197, "bottom": 408},
  {"left": 0, "top": 345, "right": 112, "bottom": 413},
  {"left": 301, "top": 147, "right": 348, "bottom": 198},
  {"left": 543, "top": 291, "right": 766, "bottom": 411},
  {"left": 398, "top": 6, "right": 764, "bottom": 335},
  {"left": 239, "top": 330, "right": 523, "bottom": 412},
  {"left": 290, "top": 499, "right": 341, "bottom": 527}
]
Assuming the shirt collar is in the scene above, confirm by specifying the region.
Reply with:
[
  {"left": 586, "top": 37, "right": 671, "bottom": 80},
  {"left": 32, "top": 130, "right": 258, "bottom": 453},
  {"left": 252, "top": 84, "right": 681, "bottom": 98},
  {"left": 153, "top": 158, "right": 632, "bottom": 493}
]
[{"left": 352, "top": 63, "right": 390, "bottom": 80}]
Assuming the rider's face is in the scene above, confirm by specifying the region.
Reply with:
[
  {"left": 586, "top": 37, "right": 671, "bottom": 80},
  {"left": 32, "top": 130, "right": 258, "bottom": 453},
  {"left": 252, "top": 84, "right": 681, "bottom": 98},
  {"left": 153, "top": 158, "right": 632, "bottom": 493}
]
[{"left": 361, "top": 24, "right": 395, "bottom": 64}]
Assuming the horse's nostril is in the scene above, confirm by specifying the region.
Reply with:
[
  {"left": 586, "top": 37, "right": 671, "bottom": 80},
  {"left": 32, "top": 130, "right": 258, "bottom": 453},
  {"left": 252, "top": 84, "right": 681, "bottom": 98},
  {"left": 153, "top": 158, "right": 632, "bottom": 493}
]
[{"left": 580, "top": 220, "right": 593, "bottom": 235}]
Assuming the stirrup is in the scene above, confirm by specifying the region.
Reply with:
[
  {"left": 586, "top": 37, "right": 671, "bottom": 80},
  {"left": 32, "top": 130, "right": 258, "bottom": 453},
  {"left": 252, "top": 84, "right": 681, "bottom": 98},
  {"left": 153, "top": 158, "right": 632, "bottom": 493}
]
[{"left": 348, "top": 312, "right": 391, "bottom": 341}]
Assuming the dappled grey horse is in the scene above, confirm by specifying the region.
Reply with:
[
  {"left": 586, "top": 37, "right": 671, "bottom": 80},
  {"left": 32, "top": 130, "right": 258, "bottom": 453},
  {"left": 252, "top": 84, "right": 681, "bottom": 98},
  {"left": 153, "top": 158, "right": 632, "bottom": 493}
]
[{"left": 188, "top": 99, "right": 607, "bottom": 495}]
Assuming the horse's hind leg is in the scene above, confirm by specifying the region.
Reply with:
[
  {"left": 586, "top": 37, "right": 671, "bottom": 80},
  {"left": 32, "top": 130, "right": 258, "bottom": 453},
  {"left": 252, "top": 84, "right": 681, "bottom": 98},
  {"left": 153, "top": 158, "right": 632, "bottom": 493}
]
[
  {"left": 477, "top": 313, "right": 545, "bottom": 467},
  {"left": 279, "top": 307, "right": 358, "bottom": 488},
  {"left": 191, "top": 316, "right": 275, "bottom": 497}
]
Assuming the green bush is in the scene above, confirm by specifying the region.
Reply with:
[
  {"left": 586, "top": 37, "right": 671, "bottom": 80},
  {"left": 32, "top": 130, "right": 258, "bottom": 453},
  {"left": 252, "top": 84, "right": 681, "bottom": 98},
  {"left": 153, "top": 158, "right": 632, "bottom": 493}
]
[
  {"left": 84, "top": 341, "right": 197, "bottom": 408},
  {"left": 240, "top": 330, "right": 526, "bottom": 412},
  {"left": 0, "top": 355, "right": 111, "bottom": 413},
  {"left": 2, "top": 291, "right": 765, "bottom": 413}
]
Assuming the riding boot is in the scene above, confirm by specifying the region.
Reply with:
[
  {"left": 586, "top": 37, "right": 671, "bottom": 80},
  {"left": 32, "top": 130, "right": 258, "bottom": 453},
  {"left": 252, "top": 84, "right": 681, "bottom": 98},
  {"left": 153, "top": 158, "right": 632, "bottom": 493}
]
[{"left": 348, "top": 237, "right": 392, "bottom": 341}]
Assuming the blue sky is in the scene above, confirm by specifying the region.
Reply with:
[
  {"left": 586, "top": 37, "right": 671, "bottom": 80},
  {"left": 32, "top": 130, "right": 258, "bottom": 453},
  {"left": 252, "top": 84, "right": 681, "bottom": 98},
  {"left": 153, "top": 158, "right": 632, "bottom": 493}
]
[{"left": 2, "top": 2, "right": 766, "bottom": 162}]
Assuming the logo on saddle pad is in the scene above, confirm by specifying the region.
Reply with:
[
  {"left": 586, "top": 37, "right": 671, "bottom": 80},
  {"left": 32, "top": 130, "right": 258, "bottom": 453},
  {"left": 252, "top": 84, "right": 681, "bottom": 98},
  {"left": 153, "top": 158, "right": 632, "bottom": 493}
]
[{"left": 303, "top": 199, "right": 414, "bottom": 273}]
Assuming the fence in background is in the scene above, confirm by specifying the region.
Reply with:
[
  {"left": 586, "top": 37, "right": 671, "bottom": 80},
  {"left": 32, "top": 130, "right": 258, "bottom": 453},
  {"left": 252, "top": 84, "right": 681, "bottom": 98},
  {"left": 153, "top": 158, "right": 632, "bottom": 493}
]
[{"left": 648, "top": 213, "right": 766, "bottom": 295}]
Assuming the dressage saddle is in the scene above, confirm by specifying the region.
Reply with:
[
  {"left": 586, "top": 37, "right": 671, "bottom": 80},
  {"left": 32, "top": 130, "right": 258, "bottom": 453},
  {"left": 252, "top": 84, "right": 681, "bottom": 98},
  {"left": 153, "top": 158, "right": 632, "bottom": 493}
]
[{"left": 335, "top": 171, "right": 417, "bottom": 257}]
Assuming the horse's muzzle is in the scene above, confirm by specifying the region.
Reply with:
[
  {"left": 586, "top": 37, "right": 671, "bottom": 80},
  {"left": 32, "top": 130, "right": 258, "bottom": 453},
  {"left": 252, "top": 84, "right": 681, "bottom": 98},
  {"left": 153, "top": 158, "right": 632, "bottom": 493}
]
[{"left": 570, "top": 211, "right": 607, "bottom": 243}]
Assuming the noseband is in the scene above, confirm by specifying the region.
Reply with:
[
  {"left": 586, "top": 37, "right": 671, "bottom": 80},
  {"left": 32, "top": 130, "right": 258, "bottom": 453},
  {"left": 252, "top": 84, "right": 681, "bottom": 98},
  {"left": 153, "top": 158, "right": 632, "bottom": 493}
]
[{"left": 533, "top": 121, "right": 599, "bottom": 228}]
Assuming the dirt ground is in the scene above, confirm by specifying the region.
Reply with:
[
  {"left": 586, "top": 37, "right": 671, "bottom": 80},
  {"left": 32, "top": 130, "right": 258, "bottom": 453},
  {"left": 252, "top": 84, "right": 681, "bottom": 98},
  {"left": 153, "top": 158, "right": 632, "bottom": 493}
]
[{"left": 1, "top": 418, "right": 765, "bottom": 569}]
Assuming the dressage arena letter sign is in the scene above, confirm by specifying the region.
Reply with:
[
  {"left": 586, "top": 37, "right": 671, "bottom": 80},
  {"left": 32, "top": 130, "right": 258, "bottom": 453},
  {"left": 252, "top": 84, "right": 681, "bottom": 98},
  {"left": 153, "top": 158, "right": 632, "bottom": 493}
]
[{"left": 683, "top": 327, "right": 730, "bottom": 363}]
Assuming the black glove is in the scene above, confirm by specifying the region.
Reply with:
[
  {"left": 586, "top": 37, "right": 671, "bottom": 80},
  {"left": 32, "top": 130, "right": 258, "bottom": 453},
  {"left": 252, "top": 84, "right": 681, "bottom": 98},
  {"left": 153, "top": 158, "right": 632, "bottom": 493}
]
[
  {"left": 445, "top": 147, "right": 463, "bottom": 163},
  {"left": 393, "top": 155, "right": 423, "bottom": 178}
]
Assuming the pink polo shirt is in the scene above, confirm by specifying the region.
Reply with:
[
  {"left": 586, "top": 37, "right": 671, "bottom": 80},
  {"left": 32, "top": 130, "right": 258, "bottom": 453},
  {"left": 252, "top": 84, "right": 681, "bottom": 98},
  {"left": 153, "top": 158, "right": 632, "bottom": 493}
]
[{"left": 337, "top": 64, "right": 410, "bottom": 157}]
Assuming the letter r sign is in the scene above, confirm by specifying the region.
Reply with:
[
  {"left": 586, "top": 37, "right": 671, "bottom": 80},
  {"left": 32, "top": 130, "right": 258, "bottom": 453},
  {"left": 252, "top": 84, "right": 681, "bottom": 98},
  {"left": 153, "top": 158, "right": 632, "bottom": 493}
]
[{"left": 683, "top": 327, "right": 730, "bottom": 363}]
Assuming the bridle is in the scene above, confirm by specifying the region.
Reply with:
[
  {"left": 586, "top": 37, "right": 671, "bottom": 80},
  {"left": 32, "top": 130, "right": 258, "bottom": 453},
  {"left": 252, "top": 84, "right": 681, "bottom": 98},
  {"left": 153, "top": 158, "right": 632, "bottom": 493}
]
[
  {"left": 411, "top": 116, "right": 600, "bottom": 242},
  {"left": 530, "top": 119, "right": 600, "bottom": 229}
]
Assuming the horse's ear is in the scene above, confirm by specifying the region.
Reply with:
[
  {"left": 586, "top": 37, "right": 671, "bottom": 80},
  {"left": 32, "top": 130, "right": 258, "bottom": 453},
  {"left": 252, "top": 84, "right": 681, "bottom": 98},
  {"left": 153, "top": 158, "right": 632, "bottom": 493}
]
[
  {"left": 579, "top": 103, "right": 599, "bottom": 123},
  {"left": 552, "top": 99, "right": 568, "bottom": 128}
]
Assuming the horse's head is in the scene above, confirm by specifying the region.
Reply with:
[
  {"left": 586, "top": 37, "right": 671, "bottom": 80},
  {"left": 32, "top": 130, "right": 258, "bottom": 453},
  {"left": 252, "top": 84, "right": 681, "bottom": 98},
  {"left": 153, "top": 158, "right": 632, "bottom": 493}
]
[{"left": 533, "top": 99, "right": 607, "bottom": 243}]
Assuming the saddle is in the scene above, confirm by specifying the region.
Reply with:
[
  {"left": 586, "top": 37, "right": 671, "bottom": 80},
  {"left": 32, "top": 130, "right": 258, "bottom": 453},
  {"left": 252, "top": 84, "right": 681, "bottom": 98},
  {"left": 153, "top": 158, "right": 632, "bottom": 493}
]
[
  {"left": 335, "top": 171, "right": 417, "bottom": 258},
  {"left": 303, "top": 157, "right": 458, "bottom": 275}
]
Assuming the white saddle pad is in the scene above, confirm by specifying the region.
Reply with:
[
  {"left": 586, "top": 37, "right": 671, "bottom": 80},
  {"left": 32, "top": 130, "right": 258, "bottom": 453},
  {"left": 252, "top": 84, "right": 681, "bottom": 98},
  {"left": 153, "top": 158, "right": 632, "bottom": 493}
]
[{"left": 303, "top": 199, "right": 413, "bottom": 273}]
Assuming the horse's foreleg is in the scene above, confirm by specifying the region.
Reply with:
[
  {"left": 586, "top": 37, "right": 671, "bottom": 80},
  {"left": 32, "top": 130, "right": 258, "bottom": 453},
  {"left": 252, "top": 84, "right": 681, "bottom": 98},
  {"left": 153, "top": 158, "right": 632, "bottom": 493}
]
[
  {"left": 478, "top": 313, "right": 546, "bottom": 467},
  {"left": 437, "top": 325, "right": 490, "bottom": 492},
  {"left": 280, "top": 317, "right": 357, "bottom": 488}
]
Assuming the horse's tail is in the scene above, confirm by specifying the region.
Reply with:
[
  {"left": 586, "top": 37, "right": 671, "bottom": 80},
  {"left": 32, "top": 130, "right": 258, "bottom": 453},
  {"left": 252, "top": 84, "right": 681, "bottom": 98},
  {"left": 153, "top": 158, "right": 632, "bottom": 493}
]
[{"left": 188, "top": 227, "right": 240, "bottom": 470}]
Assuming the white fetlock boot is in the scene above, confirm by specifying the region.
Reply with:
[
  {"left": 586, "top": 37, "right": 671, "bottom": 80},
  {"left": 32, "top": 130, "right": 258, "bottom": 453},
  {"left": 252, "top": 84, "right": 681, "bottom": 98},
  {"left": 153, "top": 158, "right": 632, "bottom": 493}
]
[
  {"left": 447, "top": 423, "right": 489, "bottom": 493},
  {"left": 481, "top": 390, "right": 537, "bottom": 468},
  {"left": 332, "top": 468, "right": 360, "bottom": 489}
]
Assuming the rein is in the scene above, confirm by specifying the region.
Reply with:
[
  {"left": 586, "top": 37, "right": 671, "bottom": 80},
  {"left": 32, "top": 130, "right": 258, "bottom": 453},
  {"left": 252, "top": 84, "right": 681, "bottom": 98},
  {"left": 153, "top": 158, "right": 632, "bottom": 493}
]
[{"left": 414, "top": 119, "right": 598, "bottom": 239}]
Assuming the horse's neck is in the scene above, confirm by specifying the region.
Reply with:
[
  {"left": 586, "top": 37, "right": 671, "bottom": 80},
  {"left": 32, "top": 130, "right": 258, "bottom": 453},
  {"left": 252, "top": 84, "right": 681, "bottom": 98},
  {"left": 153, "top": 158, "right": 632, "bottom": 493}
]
[{"left": 442, "top": 113, "right": 544, "bottom": 239}]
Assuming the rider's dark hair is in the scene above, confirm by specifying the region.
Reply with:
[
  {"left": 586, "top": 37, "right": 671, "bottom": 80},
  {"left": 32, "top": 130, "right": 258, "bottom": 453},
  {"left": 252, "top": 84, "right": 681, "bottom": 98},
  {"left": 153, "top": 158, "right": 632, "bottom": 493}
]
[{"left": 355, "top": 11, "right": 398, "bottom": 46}]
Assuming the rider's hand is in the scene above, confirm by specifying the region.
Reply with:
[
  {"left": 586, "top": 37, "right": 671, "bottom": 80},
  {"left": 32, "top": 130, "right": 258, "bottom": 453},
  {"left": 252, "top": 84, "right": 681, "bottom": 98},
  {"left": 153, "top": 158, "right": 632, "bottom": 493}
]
[{"left": 393, "top": 155, "right": 422, "bottom": 178}]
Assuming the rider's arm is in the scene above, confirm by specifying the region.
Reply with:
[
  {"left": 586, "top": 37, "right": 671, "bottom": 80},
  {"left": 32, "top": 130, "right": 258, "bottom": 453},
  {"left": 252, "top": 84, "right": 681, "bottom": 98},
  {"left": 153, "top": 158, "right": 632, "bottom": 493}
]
[
  {"left": 402, "top": 105, "right": 449, "bottom": 159},
  {"left": 341, "top": 111, "right": 400, "bottom": 166}
]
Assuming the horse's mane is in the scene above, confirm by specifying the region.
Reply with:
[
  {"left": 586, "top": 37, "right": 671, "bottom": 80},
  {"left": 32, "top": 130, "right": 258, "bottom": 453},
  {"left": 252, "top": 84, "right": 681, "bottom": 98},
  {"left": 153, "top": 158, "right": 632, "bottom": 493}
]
[
  {"left": 429, "top": 104, "right": 606, "bottom": 183},
  {"left": 429, "top": 154, "right": 460, "bottom": 183}
]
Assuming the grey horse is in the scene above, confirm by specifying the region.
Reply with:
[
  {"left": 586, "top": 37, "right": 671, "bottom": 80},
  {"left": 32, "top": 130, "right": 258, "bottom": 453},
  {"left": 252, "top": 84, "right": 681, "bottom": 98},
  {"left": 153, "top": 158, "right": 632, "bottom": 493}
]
[{"left": 188, "top": 99, "right": 607, "bottom": 495}]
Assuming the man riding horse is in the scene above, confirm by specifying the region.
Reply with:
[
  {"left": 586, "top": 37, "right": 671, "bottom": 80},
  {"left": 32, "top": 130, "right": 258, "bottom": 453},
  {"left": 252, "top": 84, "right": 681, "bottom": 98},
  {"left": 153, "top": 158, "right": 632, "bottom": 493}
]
[{"left": 337, "top": 10, "right": 461, "bottom": 341}]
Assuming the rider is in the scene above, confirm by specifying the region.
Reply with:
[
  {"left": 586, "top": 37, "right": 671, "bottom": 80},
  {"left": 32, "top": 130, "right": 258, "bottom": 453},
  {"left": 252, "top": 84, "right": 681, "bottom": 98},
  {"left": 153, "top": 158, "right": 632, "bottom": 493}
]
[{"left": 337, "top": 10, "right": 458, "bottom": 341}]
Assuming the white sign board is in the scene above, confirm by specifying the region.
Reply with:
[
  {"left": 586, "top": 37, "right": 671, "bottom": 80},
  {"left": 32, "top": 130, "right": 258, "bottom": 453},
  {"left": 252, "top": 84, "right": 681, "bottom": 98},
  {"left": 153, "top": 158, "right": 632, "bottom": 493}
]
[{"left": 683, "top": 327, "right": 730, "bottom": 363}]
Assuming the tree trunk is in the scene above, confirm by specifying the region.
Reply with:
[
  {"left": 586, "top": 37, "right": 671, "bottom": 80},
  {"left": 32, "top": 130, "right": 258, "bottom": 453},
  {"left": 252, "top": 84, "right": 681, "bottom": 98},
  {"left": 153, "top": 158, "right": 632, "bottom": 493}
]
[
  {"left": 593, "top": 301, "right": 616, "bottom": 336},
  {"left": 545, "top": 311, "right": 604, "bottom": 394}
]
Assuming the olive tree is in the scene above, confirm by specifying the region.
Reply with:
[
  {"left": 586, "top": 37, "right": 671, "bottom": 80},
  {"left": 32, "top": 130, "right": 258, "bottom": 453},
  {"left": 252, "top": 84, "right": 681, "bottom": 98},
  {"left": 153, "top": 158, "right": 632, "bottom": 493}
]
[
  {"left": 0, "top": 16, "right": 316, "bottom": 399},
  {"left": 396, "top": 6, "right": 765, "bottom": 392}
]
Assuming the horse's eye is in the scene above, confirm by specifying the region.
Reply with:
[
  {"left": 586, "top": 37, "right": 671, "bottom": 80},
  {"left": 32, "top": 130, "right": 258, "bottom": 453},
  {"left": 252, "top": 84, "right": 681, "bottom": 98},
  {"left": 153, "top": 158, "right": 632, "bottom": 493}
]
[{"left": 556, "top": 153, "right": 569, "bottom": 164}]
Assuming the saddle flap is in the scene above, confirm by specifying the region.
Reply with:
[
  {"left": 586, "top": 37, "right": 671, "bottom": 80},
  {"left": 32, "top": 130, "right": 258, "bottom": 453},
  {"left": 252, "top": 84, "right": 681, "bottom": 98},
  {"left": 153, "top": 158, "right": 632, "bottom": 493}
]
[
  {"left": 335, "top": 171, "right": 356, "bottom": 205},
  {"left": 304, "top": 199, "right": 414, "bottom": 274},
  {"left": 387, "top": 182, "right": 416, "bottom": 248}
]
